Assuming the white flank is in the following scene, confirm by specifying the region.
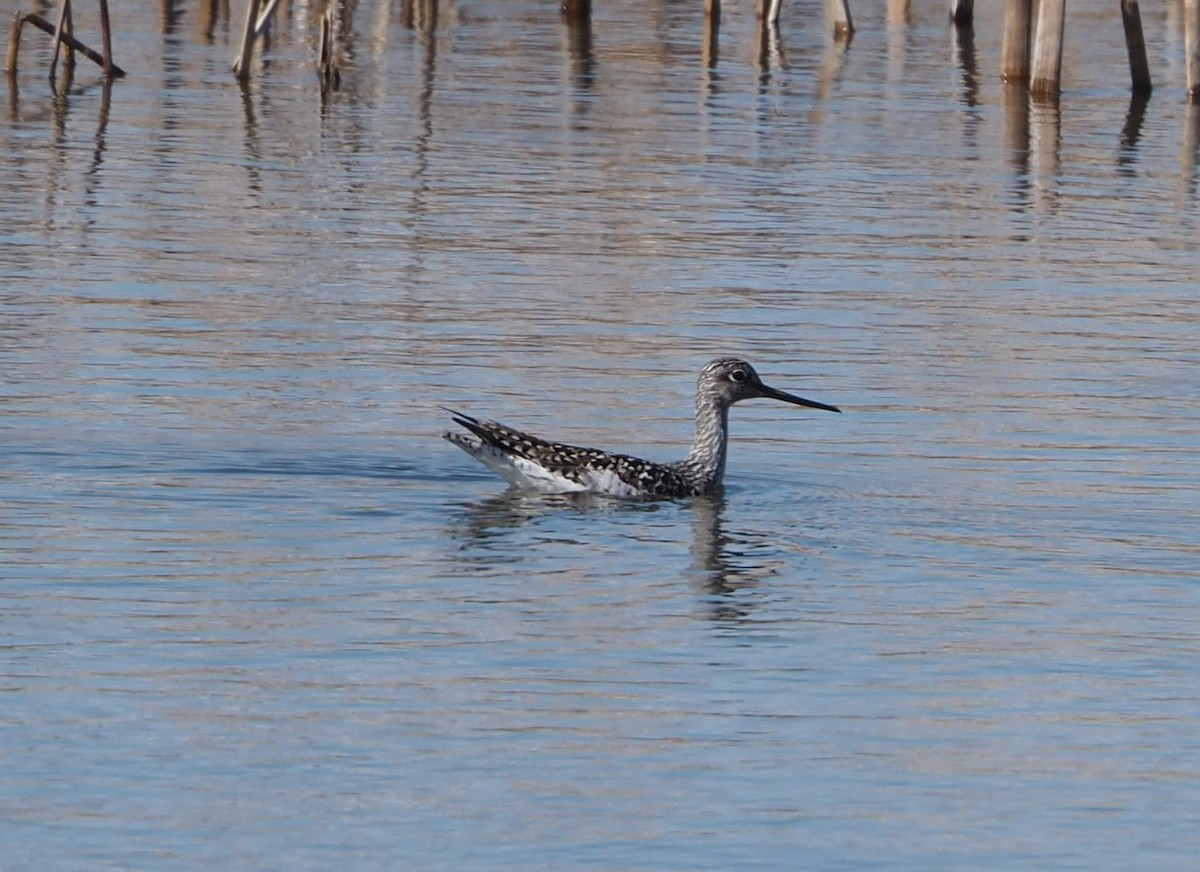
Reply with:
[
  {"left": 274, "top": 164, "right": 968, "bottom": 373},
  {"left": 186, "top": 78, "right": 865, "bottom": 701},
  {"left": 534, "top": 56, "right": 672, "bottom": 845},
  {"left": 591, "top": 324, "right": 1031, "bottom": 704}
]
[
  {"left": 578, "top": 467, "right": 644, "bottom": 498},
  {"left": 503, "top": 455, "right": 589, "bottom": 493},
  {"left": 445, "top": 434, "right": 645, "bottom": 496}
]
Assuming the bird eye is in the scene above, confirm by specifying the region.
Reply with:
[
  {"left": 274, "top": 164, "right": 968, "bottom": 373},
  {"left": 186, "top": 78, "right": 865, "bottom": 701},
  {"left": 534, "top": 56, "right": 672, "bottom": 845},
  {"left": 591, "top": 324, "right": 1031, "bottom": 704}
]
[{"left": 729, "top": 370, "right": 747, "bottom": 383}]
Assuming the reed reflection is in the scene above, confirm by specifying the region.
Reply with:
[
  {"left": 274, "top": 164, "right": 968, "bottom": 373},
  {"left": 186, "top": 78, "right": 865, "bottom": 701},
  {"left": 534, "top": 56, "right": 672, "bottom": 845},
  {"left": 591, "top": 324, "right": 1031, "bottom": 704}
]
[
  {"left": 85, "top": 79, "right": 112, "bottom": 191},
  {"left": 9, "top": 71, "right": 115, "bottom": 225},
  {"left": 238, "top": 84, "right": 264, "bottom": 195}
]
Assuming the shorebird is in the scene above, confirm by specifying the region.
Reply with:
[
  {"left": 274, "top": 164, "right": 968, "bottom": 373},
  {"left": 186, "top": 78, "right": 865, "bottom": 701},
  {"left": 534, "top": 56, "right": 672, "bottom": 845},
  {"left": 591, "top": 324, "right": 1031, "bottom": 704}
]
[{"left": 442, "top": 357, "right": 841, "bottom": 498}]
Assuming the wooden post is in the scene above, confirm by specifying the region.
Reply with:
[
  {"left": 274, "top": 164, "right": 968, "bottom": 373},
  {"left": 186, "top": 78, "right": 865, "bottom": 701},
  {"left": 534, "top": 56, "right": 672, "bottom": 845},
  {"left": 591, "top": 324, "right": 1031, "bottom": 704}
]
[
  {"left": 49, "top": 0, "right": 74, "bottom": 81},
  {"left": 5, "top": 11, "right": 126, "bottom": 77},
  {"left": 318, "top": 4, "right": 339, "bottom": 89},
  {"left": 232, "top": 0, "right": 284, "bottom": 81},
  {"left": 765, "top": 0, "right": 783, "bottom": 26},
  {"left": 1002, "top": 0, "right": 1032, "bottom": 83},
  {"left": 6, "top": 11, "right": 23, "bottom": 74},
  {"left": 949, "top": 0, "right": 973, "bottom": 27},
  {"left": 98, "top": 0, "right": 114, "bottom": 79},
  {"left": 1030, "top": 0, "right": 1066, "bottom": 98},
  {"left": 233, "top": 0, "right": 262, "bottom": 81},
  {"left": 561, "top": 0, "right": 590, "bottom": 23},
  {"left": 703, "top": 0, "right": 719, "bottom": 69},
  {"left": 827, "top": 0, "right": 854, "bottom": 40},
  {"left": 1120, "top": 0, "right": 1151, "bottom": 95},
  {"left": 254, "top": 0, "right": 284, "bottom": 42},
  {"left": 1186, "top": 0, "right": 1200, "bottom": 102}
]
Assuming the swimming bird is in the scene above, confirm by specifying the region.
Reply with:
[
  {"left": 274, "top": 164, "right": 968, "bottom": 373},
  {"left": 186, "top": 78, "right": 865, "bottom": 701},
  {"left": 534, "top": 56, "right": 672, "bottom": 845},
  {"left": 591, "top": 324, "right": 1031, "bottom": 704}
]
[{"left": 442, "top": 357, "right": 840, "bottom": 498}]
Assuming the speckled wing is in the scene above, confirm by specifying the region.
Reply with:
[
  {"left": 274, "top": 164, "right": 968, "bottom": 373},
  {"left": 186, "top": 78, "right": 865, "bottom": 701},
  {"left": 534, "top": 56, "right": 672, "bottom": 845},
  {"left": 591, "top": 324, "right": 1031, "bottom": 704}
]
[{"left": 443, "top": 410, "right": 694, "bottom": 496}]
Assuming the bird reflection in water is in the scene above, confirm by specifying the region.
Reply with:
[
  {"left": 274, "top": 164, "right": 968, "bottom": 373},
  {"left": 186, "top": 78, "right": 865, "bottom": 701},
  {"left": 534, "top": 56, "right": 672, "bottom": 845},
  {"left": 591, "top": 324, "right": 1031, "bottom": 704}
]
[
  {"left": 685, "top": 493, "right": 791, "bottom": 625},
  {"left": 445, "top": 490, "right": 795, "bottom": 627},
  {"left": 447, "top": 490, "right": 632, "bottom": 546}
]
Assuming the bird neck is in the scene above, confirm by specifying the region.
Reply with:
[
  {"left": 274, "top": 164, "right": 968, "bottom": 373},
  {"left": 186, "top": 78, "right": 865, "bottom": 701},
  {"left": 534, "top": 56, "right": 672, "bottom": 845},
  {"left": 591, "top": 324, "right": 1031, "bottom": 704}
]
[{"left": 685, "top": 395, "right": 730, "bottom": 486}]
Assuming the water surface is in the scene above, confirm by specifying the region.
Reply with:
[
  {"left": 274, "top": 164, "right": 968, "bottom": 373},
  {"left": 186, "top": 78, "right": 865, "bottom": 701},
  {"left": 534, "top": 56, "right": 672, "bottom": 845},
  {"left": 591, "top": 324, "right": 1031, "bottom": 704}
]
[{"left": 3, "top": 0, "right": 1199, "bottom": 868}]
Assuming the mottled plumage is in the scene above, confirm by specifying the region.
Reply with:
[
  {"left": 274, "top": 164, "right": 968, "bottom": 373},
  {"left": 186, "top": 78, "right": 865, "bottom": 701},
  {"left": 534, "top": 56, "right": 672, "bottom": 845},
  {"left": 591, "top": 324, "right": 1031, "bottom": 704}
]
[{"left": 443, "top": 358, "right": 841, "bottom": 498}]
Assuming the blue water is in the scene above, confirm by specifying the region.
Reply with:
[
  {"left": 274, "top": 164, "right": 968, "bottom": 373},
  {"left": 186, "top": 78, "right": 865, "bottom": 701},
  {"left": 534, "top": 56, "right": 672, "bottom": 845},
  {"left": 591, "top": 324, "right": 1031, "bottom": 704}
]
[{"left": 3, "top": 0, "right": 1200, "bottom": 868}]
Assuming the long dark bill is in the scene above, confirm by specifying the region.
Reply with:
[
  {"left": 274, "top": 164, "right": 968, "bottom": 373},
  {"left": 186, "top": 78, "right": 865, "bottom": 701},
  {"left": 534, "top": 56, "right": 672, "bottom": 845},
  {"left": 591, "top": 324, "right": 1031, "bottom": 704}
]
[{"left": 759, "top": 384, "right": 842, "bottom": 414}]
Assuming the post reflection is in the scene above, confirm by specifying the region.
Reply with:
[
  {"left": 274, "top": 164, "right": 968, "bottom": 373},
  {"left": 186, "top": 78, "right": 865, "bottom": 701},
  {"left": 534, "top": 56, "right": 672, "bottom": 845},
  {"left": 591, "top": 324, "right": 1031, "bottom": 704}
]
[
  {"left": 811, "top": 32, "right": 850, "bottom": 126},
  {"left": 196, "top": 0, "right": 222, "bottom": 43},
  {"left": 1184, "top": 102, "right": 1200, "bottom": 201},
  {"left": 563, "top": 4, "right": 596, "bottom": 99},
  {"left": 1002, "top": 84, "right": 1030, "bottom": 210},
  {"left": 756, "top": 20, "right": 787, "bottom": 81},
  {"left": 1118, "top": 93, "right": 1149, "bottom": 176},
  {"left": 160, "top": 0, "right": 182, "bottom": 34},
  {"left": 952, "top": 16, "right": 979, "bottom": 109},
  {"left": 1029, "top": 94, "right": 1062, "bottom": 211}
]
